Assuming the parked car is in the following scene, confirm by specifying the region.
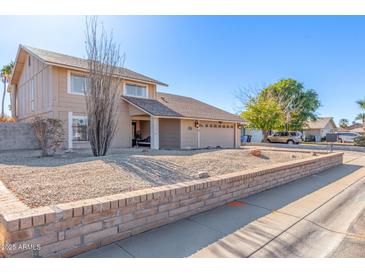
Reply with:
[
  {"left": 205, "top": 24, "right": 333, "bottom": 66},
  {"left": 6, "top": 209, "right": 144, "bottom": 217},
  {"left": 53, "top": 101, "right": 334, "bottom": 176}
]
[
  {"left": 337, "top": 132, "right": 361, "bottom": 143},
  {"left": 267, "top": 131, "right": 303, "bottom": 144}
]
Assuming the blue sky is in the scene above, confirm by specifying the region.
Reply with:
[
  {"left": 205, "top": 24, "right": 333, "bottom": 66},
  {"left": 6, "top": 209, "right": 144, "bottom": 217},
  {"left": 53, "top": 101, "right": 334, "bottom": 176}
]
[{"left": 1, "top": 16, "right": 365, "bottom": 124}]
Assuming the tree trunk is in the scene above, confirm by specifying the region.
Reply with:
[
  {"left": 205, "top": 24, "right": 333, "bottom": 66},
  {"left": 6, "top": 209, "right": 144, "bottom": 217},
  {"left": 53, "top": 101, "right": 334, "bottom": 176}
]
[
  {"left": 262, "top": 130, "right": 269, "bottom": 143},
  {"left": 1, "top": 80, "right": 6, "bottom": 117},
  {"left": 85, "top": 16, "right": 123, "bottom": 157}
]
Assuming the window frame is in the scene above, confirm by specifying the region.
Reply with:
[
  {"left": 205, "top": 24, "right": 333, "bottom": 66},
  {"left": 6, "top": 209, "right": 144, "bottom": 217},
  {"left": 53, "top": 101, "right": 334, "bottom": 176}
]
[
  {"left": 67, "top": 71, "right": 88, "bottom": 95},
  {"left": 123, "top": 82, "right": 149, "bottom": 98},
  {"left": 72, "top": 115, "right": 88, "bottom": 142}
]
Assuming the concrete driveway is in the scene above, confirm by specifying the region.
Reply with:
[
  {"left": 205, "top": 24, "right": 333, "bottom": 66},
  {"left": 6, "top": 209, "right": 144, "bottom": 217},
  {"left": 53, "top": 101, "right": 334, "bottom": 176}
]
[{"left": 77, "top": 152, "right": 365, "bottom": 258}]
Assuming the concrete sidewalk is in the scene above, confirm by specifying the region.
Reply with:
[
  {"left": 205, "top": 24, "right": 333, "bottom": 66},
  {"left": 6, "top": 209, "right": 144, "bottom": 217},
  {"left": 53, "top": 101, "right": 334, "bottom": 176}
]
[
  {"left": 77, "top": 154, "right": 365, "bottom": 258},
  {"left": 243, "top": 142, "right": 365, "bottom": 153}
]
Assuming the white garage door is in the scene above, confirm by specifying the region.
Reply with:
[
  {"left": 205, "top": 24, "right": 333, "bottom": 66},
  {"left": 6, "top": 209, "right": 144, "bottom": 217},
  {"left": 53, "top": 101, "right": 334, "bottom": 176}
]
[{"left": 200, "top": 123, "right": 235, "bottom": 148}]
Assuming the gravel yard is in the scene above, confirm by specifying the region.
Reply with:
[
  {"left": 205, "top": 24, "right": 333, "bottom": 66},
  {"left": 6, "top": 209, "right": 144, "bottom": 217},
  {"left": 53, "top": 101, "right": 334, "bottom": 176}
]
[{"left": 0, "top": 148, "right": 311, "bottom": 208}]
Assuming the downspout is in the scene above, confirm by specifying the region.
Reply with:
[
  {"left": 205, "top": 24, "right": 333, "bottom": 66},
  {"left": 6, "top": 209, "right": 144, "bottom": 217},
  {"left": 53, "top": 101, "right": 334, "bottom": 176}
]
[{"left": 197, "top": 120, "right": 200, "bottom": 149}]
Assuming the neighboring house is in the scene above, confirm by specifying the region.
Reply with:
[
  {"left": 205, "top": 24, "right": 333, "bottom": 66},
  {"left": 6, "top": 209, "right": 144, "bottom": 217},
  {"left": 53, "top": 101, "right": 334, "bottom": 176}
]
[
  {"left": 302, "top": 117, "right": 337, "bottom": 142},
  {"left": 349, "top": 127, "right": 365, "bottom": 134},
  {"left": 8, "top": 45, "right": 243, "bottom": 150},
  {"left": 338, "top": 123, "right": 365, "bottom": 135}
]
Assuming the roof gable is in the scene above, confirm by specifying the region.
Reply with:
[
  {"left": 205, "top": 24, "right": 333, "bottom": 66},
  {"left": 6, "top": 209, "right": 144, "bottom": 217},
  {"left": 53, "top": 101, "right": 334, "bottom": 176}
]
[
  {"left": 11, "top": 45, "right": 168, "bottom": 86},
  {"left": 305, "top": 117, "right": 337, "bottom": 130}
]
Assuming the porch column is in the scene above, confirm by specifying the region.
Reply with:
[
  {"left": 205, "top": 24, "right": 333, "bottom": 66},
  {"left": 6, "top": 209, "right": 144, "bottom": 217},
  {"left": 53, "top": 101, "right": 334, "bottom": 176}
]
[
  {"left": 234, "top": 123, "right": 239, "bottom": 148},
  {"left": 68, "top": 112, "right": 73, "bottom": 151},
  {"left": 197, "top": 120, "right": 200, "bottom": 149},
  {"left": 150, "top": 116, "right": 159, "bottom": 150}
]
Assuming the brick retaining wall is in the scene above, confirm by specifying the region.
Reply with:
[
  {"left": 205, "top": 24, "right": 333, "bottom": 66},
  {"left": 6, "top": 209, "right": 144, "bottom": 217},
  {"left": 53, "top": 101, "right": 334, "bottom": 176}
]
[
  {"left": 0, "top": 123, "right": 39, "bottom": 151},
  {"left": 0, "top": 152, "right": 343, "bottom": 258}
]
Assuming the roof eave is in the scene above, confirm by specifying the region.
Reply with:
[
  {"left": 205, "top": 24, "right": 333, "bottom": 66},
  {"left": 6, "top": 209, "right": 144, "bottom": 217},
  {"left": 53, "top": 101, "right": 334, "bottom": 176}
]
[
  {"left": 154, "top": 115, "right": 243, "bottom": 123},
  {"left": 121, "top": 97, "right": 243, "bottom": 123},
  {"left": 43, "top": 61, "right": 168, "bottom": 86}
]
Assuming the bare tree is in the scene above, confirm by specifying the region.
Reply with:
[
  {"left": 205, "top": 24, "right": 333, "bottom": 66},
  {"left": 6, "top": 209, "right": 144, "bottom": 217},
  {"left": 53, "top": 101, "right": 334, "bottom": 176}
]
[
  {"left": 274, "top": 91, "right": 308, "bottom": 131},
  {"left": 233, "top": 83, "right": 267, "bottom": 115},
  {"left": 84, "top": 16, "right": 125, "bottom": 156}
]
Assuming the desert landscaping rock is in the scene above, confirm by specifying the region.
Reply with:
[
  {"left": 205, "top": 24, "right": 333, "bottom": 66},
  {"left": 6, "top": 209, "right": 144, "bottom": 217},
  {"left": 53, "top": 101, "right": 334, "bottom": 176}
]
[{"left": 0, "top": 148, "right": 311, "bottom": 208}]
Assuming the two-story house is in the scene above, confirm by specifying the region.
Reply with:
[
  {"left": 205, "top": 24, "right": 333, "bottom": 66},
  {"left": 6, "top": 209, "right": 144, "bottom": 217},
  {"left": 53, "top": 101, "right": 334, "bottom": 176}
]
[{"left": 9, "top": 45, "right": 243, "bottom": 150}]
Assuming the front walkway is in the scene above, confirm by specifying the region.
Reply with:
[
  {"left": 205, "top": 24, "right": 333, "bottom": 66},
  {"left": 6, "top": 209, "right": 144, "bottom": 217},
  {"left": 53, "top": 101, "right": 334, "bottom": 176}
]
[{"left": 77, "top": 152, "right": 365, "bottom": 258}]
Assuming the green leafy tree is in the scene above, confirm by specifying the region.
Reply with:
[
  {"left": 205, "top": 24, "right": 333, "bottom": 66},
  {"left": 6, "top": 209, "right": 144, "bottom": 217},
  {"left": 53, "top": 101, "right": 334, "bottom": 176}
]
[
  {"left": 241, "top": 93, "right": 285, "bottom": 142},
  {"left": 262, "top": 78, "right": 320, "bottom": 131},
  {"left": 339, "top": 118, "right": 349, "bottom": 129},
  {"left": 1, "top": 62, "right": 14, "bottom": 117},
  {"left": 355, "top": 113, "right": 365, "bottom": 126}
]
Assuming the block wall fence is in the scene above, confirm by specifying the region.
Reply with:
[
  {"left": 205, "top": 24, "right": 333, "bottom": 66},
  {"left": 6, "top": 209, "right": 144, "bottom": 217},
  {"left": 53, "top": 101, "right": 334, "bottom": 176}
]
[
  {"left": 0, "top": 152, "right": 343, "bottom": 258},
  {"left": 0, "top": 123, "right": 39, "bottom": 151}
]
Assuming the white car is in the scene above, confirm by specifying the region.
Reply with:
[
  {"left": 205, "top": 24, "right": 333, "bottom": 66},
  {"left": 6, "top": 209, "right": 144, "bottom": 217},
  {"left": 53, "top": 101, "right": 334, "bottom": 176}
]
[{"left": 337, "top": 132, "right": 361, "bottom": 143}]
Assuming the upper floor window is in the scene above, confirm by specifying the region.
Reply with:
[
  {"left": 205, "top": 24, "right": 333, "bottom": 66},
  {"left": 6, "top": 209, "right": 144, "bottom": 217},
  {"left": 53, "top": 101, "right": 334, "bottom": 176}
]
[
  {"left": 69, "top": 72, "right": 87, "bottom": 94},
  {"left": 124, "top": 83, "right": 147, "bottom": 98}
]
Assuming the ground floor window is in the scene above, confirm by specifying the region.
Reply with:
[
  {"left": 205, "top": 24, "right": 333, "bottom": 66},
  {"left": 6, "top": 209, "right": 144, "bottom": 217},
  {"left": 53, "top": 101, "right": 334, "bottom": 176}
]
[{"left": 72, "top": 116, "right": 88, "bottom": 141}]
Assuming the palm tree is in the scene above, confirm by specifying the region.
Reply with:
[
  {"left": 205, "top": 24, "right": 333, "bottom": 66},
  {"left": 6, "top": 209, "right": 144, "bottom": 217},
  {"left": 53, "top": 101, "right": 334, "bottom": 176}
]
[
  {"left": 355, "top": 113, "right": 365, "bottom": 127},
  {"left": 356, "top": 99, "right": 365, "bottom": 110},
  {"left": 1, "top": 62, "right": 14, "bottom": 117},
  {"left": 339, "top": 118, "right": 349, "bottom": 129}
]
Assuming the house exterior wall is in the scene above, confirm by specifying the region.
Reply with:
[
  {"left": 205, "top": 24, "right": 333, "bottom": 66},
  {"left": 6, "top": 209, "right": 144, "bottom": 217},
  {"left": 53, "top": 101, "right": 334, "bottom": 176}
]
[
  {"left": 180, "top": 119, "right": 198, "bottom": 149},
  {"left": 111, "top": 100, "right": 133, "bottom": 148},
  {"left": 13, "top": 62, "right": 158, "bottom": 149},
  {"left": 12, "top": 51, "right": 241, "bottom": 151},
  {"left": 321, "top": 122, "right": 336, "bottom": 138},
  {"left": 303, "top": 129, "right": 321, "bottom": 142},
  {"left": 129, "top": 104, "right": 148, "bottom": 116},
  {"left": 159, "top": 118, "right": 181, "bottom": 149},
  {"left": 303, "top": 122, "right": 336, "bottom": 142},
  {"left": 14, "top": 53, "right": 53, "bottom": 121}
]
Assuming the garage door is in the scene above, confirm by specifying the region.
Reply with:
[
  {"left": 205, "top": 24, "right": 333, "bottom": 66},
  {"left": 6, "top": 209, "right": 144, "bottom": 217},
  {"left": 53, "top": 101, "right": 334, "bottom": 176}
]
[{"left": 200, "top": 123, "right": 235, "bottom": 148}]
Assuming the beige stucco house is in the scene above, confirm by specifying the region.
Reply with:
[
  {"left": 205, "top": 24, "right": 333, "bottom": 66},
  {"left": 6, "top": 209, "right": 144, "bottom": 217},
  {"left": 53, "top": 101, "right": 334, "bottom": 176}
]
[
  {"left": 9, "top": 45, "right": 243, "bottom": 150},
  {"left": 302, "top": 117, "right": 337, "bottom": 142}
]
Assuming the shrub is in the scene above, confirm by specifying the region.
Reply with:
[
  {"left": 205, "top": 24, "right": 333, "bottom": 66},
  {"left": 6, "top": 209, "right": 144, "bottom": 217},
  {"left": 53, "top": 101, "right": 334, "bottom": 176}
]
[
  {"left": 31, "top": 116, "right": 64, "bottom": 156},
  {"left": 0, "top": 117, "right": 16, "bottom": 123},
  {"left": 354, "top": 136, "right": 365, "bottom": 147}
]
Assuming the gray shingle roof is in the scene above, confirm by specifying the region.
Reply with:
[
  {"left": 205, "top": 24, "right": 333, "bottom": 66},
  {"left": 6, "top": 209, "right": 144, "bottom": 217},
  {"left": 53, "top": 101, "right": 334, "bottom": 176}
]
[
  {"left": 122, "top": 92, "right": 243, "bottom": 123},
  {"left": 123, "top": 96, "right": 182, "bottom": 117},
  {"left": 22, "top": 45, "right": 167, "bottom": 86}
]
